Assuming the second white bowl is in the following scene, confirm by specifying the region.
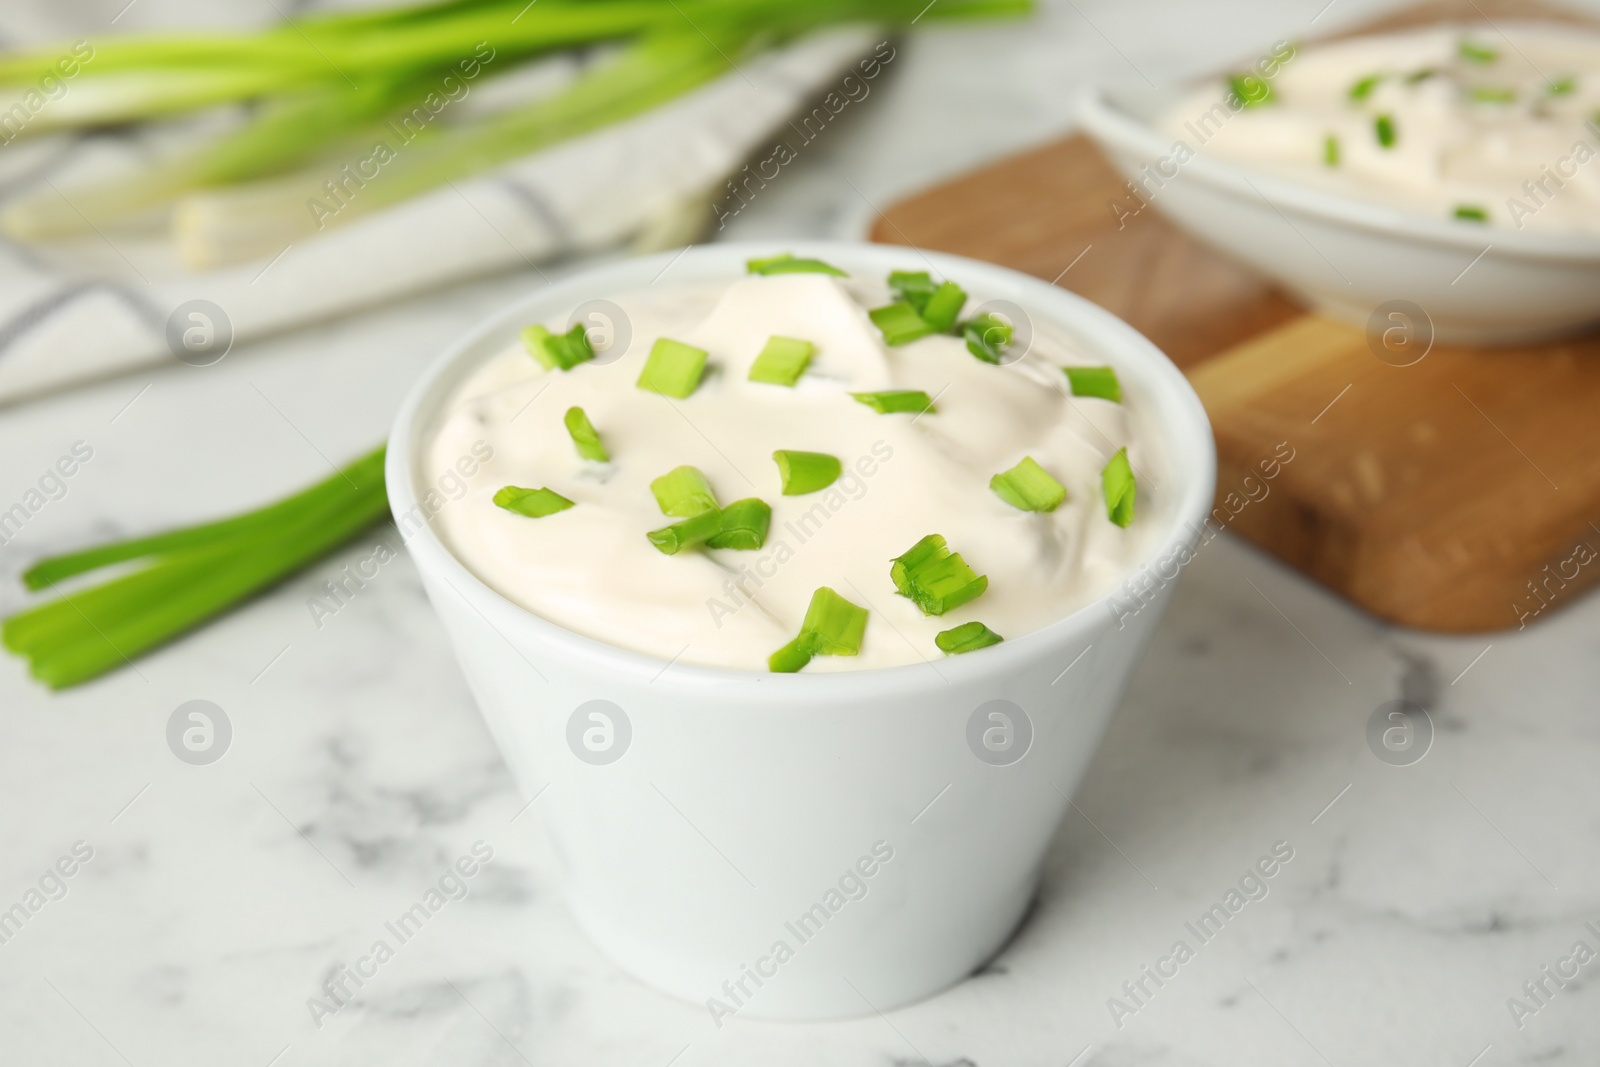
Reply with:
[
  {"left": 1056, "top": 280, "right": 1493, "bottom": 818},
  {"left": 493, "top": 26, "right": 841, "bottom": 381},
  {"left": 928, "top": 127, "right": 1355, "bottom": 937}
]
[{"left": 1078, "top": 83, "right": 1600, "bottom": 345}]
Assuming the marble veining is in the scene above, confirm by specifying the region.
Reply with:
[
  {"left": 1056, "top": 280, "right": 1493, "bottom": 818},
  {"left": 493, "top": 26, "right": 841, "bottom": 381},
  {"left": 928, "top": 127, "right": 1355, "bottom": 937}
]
[{"left": 2, "top": 0, "right": 1599, "bottom": 1063}]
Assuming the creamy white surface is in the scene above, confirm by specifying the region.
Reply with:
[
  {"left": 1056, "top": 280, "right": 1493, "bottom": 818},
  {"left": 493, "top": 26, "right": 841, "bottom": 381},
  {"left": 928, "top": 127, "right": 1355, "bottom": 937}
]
[
  {"left": 1164, "top": 24, "right": 1600, "bottom": 232},
  {"left": 425, "top": 273, "right": 1155, "bottom": 671}
]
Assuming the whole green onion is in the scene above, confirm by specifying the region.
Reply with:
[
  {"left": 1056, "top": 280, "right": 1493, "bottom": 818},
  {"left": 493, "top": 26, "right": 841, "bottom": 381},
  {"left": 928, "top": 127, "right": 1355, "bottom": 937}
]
[
  {"left": 3, "top": 448, "right": 388, "bottom": 689},
  {"left": 0, "top": 0, "right": 1032, "bottom": 261}
]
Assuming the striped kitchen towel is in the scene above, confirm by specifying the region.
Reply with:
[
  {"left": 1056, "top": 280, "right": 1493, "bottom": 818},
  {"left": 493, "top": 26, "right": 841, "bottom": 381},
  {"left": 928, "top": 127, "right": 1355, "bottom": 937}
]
[{"left": 0, "top": 17, "right": 884, "bottom": 404}]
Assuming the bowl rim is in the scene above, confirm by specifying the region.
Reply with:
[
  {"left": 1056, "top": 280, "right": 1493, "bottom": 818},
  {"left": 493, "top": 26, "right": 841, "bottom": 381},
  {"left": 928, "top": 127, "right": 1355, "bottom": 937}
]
[
  {"left": 1076, "top": 81, "right": 1600, "bottom": 264},
  {"left": 386, "top": 240, "right": 1217, "bottom": 693}
]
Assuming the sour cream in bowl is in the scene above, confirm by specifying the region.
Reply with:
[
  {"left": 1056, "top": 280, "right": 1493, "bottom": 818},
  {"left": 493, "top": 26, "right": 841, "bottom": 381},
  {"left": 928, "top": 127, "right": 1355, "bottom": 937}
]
[
  {"left": 1078, "top": 23, "right": 1600, "bottom": 343},
  {"left": 387, "top": 242, "right": 1214, "bottom": 1018}
]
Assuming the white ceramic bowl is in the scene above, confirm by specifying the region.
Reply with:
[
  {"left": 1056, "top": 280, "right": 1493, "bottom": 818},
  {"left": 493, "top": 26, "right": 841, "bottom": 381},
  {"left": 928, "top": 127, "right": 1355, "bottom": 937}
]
[
  {"left": 1077, "top": 84, "right": 1600, "bottom": 344},
  {"left": 386, "top": 242, "right": 1215, "bottom": 1020}
]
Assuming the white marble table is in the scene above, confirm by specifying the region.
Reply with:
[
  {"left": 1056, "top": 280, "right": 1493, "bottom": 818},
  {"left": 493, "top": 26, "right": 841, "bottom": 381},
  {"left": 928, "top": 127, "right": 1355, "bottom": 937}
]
[{"left": 3, "top": 1, "right": 1598, "bottom": 1064}]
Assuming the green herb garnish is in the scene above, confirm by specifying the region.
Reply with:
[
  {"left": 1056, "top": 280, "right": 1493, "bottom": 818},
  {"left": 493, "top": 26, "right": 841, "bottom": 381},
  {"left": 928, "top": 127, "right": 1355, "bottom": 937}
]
[
  {"left": 851, "top": 390, "right": 936, "bottom": 415},
  {"left": 647, "top": 509, "right": 722, "bottom": 555},
  {"left": 990, "top": 457, "right": 1067, "bottom": 513},
  {"left": 918, "top": 281, "right": 968, "bottom": 332},
  {"left": 563, "top": 406, "right": 609, "bottom": 462},
  {"left": 748, "top": 335, "right": 814, "bottom": 386},
  {"left": 773, "top": 450, "right": 842, "bottom": 496},
  {"left": 1549, "top": 75, "right": 1577, "bottom": 97},
  {"left": 1102, "top": 448, "right": 1136, "bottom": 528},
  {"left": 868, "top": 301, "right": 936, "bottom": 346},
  {"left": 890, "top": 534, "right": 988, "bottom": 616},
  {"left": 1064, "top": 365, "right": 1122, "bottom": 402},
  {"left": 768, "top": 637, "right": 816, "bottom": 674},
  {"left": 1229, "top": 73, "right": 1275, "bottom": 107},
  {"left": 1454, "top": 204, "right": 1489, "bottom": 222},
  {"left": 1349, "top": 74, "right": 1383, "bottom": 101},
  {"left": 1374, "top": 113, "right": 1397, "bottom": 148},
  {"left": 493, "top": 485, "right": 575, "bottom": 518},
  {"left": 935, "top": 621, "right": 1004, "bottom": 654},
  {"left": 963, "top": 313, "right": 1013, "bottom": 363},
  {"left": 1468, "top": 85, "right": 1516, "bottom": 103},
  {"left": 873, "top": 270, "right": 966, "bottom": 342},
  {"left": 768, "top": 586, "right": 869, "bottom": 672},
  {"left": 706, "top": 499, "right": 771, "bottom": 550},
  {"left": 522, "top": 323, "right": 594, "bottom": 372},
  {"left": 1324, "top": 134, "right": 1340, "bottom": 167},
  {"left": 747, "top": 253, "right": 847, "bottom": 277},
  {"left": 1459, "top": 40, "right": 1498, "bottom": 64},
  {"left": 637, "top": 337, "right": 708, "bottom": 398},
  {"left": 650, "top": 465, "right": 718, "bottom": 517},
  {"left": 889, "top": 270, "right": 938, "bottom": 312}
]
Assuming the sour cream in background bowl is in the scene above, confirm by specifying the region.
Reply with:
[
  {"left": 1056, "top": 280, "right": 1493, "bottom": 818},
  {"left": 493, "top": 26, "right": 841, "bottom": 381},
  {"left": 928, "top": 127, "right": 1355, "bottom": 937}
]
[
  {"left": 1078, "top": 23, "right": 1600, "bottom": 344},
  {"left": 386, "top": 242, "right": 1215, "bottom": 1020}
]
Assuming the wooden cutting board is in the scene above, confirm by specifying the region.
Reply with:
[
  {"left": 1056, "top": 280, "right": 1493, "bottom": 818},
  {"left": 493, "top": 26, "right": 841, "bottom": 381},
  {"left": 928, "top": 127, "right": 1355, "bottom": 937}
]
[{"left": 869, "top": 137, "right": 1600, "bottom": 633}]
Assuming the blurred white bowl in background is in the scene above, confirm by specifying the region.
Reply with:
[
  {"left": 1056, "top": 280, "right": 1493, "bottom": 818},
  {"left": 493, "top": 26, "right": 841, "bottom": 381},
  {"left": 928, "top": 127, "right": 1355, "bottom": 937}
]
[{"left": 1078, "top": 83, "right": 1600, "bottom": 345}]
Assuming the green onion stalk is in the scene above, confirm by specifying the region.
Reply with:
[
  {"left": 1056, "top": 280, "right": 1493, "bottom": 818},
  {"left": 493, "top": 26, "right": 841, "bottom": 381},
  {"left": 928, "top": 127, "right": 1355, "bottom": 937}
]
[
  {"left": 3, "top": 448, "right": 388, "bottom": 689},
  {"left": 1, "top": 0, "right": 1029, "bottom": 261}
]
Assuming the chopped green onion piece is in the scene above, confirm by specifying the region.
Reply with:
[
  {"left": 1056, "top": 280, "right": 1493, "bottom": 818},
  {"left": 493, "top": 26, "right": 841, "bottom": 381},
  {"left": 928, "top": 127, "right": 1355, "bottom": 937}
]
[
  {"left": 1459, "top": 40, "right": 1498, "bottom": 64},
  {"left": 851, "top": 390, "right": 936, "bottom": 415},
  {"left": 990, "top": 457, "right": 1067, "bottom": 513},
  {"left": 1468, "top": 85, "right": 1515, "bottom": 103},
  {"left": 748, "top": 335, "right": 814, "bottom": 386},
  {"left": 890, "top": 534, "right": 988, "bottom": 616},
  {"left": 892, "top": 532, "right": 947, "bottom": 576},
  {"left": 647, "top": 509, "right": 722, "bottom": 555},
  {"left": 1229, "top": 73, "right": 1275, "bottom": 107},
  {"left": 521, "top": 323, "right": 594, "bottom": 372},
  {"left": 773, "top": 450, "right": 842, "bottom": 495},
  {"left": 769, "top": 635, "right": 817, "bottom": 673},
  {"left": 1101, "top": 448, "right": 1136, "bottom": 528},
  {"left": 768, "top": 586, "right": 869, "bottom": 672},
  {"left": 889, "top": 270, "right": 937, "bottom": 313},
  {"left": 1064, "top": 365, "right": 1123, "bottom": 402},
  {"left": 1349, "top": 74, "right": 1382, "bottom": 101},
  {"left": 747, "top": 253, "right": 847, "bottom": 277},
  {"left": 935, "top": 621, "right": 1004, "bottom": 654},
  {"left": 963, "top": 313, "right": 1013, "bottom": 363},
  {"left": 1454, "top": 204, "right": 1489, "bottom": 223},
  {"left": 1324, "top": 134, "right": 1340, "bottom": 167},
  {"left": 1406, "top": 68, "right": 1439, "bottom": 83},
  {"left": 493, "top": 486, "right": 574, "bottom": 518},
  {"left": 919, "top": 281, "right": 967, "bottom": 332},
  {"left": 706, "top": 498, "right": 771, "bottom": 551},
  {"left": 1549, "top": 75, "right": 1577, "bottom": 96},
  {"left": 650, "top": 465, "right": 718, "bottom": 517},
  {"left": 563, "top": 406, "right": 609, "bottom": 462},
  {"left": 637, "top": 337, "right": 708, "bottom": 398},
  {"left": 801, "top": 586, "right": 868, "bottom": 655},
  {"left": 1374, "top": 113, "right": 1397, "bottom": 148},
  {"left": 869, "top": 301, "right": 936, "bottom": 346}
]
